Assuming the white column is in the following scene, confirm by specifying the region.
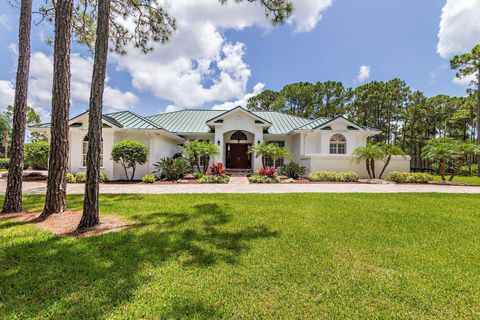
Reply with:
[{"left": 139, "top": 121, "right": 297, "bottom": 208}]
[
  {"left": 253, "top": 130, "right": 263, "bottom": 170},
  {"left": 102, "top": 130, "right": 115, "bottom": 180},
  {"left": 214, "top": 126, "right": 224, "bottom": 163}
]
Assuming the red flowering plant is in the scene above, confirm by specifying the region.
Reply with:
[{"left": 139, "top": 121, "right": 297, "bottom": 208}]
[
  {"left": 208, "top": 162, "right": 226, "bottom": 176},
  {"left": 257, "top": 167, "right": 277, "bottom": 177}
]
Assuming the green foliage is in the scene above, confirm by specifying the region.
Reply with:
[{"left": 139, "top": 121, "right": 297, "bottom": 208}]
[
  {"left": 154, "top": 157, "right": 191, "bottom": 181},
  {"left": 387, "top": 172, "right": 434, "bottom": 184},
  {"left": 248, "top": 142, "right": 292, "bottom": 168},
  {"left": 181, "top": 140, "right": 219, "bottom": 173},
  {"left": 308, "top": 171, "right": 359, "bottom": 182},
  {"left": 99, "top": 172, "right": 108, "bottom": 182},
  {"left": 278, "top": 162, "right": 306, "bottom": 179},
  {"left": 111, "top": 140, "right": 148, "bottom": 180},
  {"left": 193, "top": 172, "right": 205, "bottom": 180},
  {"left": 198, "top": 175, "right": 230, "bottom": 184},
  {"left": 248, "top": 173, "right": 280, "bottom": 183},
  {"left": 75, "top": 172, "right": 87, "bottom": 183},
  {"left": 460, "top": 164, "right": 479, "bottom": 176},
  {"left": 0, "top": 158, "right": 10, "bottom": 170},
  {"left": 142, "top": 174, "right": 156, "bottom": 184},
  {"left": 24, "top": 141, "right": 50, "bottom": 170},
  {"left": 353, "top": 143, "right": 385, "bottom": 179},
  {"left": 66, "top": 173, "right": 76, "bottom": 183}
]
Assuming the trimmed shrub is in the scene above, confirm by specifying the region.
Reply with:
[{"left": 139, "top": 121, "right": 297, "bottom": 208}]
[
  {"left": 75, "top": 171, "right": 87, "bottom": 183},
  {"left": 111, "top": 140, "right": 148, "bottom": 180},
  {"left": 66, "top": 172, "right": 76, "bottom": 183},
  {"left": 387, "top": 172, "right": 433, "bottom": 184},
  {"left": 0, "top": 158, "right": 10, "bottom": 170},
  {"left": 154, "top": 157, "right": 191, "bottom": 181},
  {"left": 308, "top": 171, "right": 359, "bottom": 182},
  {"left": 99, "top": 172, "right": 108, "bottom": 182},
  {"left": 193, "top": 172, "right": 204, "bottom": 180},
  {"left": 142, "top": 174, "right": 156, "bottom": 183},
  {"left": 248, "top": 173, "right": 280, "bottom": 184},
  {"left": 278, "top": 162, "right": 306, "bottom": 180},
  {"left": 24, "top": 141, "right": 50, "bottom": 169},
  {"left": 459, "top": 164, "right": 479, "bottom": 176},
  {"left": 198, "top": 175, "right": 230, "bottom": 184}
]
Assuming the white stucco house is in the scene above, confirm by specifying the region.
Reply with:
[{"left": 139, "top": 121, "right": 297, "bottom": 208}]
[{"left": 30, "top": 106, "right": 410, "bottom": 180}]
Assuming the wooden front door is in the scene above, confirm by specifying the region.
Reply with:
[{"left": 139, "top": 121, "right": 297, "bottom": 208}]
[{"left": 229, "top": 144, "right": 249, "bottom": 169}]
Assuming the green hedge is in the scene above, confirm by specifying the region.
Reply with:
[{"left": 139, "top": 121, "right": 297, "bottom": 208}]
[
  {"left": 0, "top": 158, "right": 10, "bottom": 170},
  {"left": 25, "top": 141, "right": 50, "bottom": 170},
  {"left": 248, "top": 173, "right": 280, "bottom": 184},
  {"left": 198, "top": 175, "right": 230, "bottom": 184},
  {"left": 386, "top": 172, "right": 433, "bottom": 184},
  {"left": 308, "top": 171, "right": 359, "bottom": 182}
]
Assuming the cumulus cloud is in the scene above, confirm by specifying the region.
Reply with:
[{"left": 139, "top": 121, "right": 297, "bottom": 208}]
[
  {"left": 452, "top": 72, "right": 477, "bottom": 87},
  {"left": 6, "top": 52, "right": 139, "bottom": 119},
  {"left": 114, "top": 0, "right": 332, "bottom": 110},
  {"left": 211, "top": 82, "right": 265, "bottom": 110},
  {"left": 355, "top": 65, "right": 371, "bottom": 83},
  {"left": 0, "top": 14, "right": 11, "bottom": 31},
  {"left": 437, "top": 0, "right": 480, "bottom": 58},
  {"left": 0, "top": 80, "right": 15, "bottom": 110}
]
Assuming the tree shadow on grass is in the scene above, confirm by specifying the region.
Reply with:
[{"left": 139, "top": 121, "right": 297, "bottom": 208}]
[{"left": 0, "top": 203, "right": 278, "bottom": 319}]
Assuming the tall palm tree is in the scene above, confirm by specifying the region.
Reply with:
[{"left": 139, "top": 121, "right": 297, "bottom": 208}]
[
  {"left": 2, "top": 0, "right": 32, "bottom": 213},
  {"left": 378, "top": 145, "right": 406, "bottom": 179},
  {"left": 353, "top": 143, "right": 385, "bottom": 179},
  {"left": 422, "top": 137, "right": 457, "bottom": 181}
]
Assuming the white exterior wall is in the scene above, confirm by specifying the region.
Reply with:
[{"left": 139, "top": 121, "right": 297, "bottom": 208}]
[{"left": 300, "top": 155, "right": 411, "bottom": 178}]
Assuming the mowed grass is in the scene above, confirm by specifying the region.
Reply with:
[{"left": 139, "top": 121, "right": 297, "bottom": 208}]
[
  {"left": 1, "top": 194, "right": 480, "bottom": 319},
  {"left": 433, "top": 175, "right": 480, "bottom": 186}
]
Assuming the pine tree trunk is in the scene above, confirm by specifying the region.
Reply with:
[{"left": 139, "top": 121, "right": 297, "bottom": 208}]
[
  {"left": 40, "top": 0, "right": 73, "bottom": 218},
  {"left": 78, "top": 0, "right": 111, "bottom": 229},
  {"left": 2, "top": 0, "right": 32, "bottom": 214}
]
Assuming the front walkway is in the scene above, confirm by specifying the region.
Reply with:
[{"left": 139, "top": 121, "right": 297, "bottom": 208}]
[{"left": 1, "top": 180, "right": 479, "bottom": 195}]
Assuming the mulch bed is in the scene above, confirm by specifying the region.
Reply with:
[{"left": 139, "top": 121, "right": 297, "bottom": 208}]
[{"left": 0, "top": 211, "right": 134, "bottom": 237}]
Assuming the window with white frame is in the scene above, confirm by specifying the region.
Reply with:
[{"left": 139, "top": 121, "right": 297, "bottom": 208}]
[
  {"left": 83, "top": 135, "right": 103, "bottom": 167},
  {"left": 264, "top": 141, "right": 285, "bottom": 167},
  {"left": 329, "top": 134, "right": 346, "bottom": 154}
]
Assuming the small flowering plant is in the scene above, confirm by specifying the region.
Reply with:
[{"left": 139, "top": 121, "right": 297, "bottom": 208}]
[
  {"left": 257, "top": 167, "right": 277, "bottom": 177},
  {"left": 208, "top": 162, "right": 226, "bottom": 176}
]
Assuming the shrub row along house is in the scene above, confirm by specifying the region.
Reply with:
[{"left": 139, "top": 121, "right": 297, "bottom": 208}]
[{"left": 30, "top": 106, "right": 410, "bottom": 180}]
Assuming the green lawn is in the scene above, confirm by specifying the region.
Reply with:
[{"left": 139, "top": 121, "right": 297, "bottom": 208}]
[
  {"left": 433, "top": 175, "right": 480, "bottom": 186},
  {"left": 1, "top": 194, "right": 480, "bottom": 319}
]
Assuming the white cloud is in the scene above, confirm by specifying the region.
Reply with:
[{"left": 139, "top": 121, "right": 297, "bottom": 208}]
[
  {"left": 452, "top": 72, "right": 477, "bottom": 87},
  {"left": 0, "top": 80, "right": 15, "bottom": 109},
  {"left": 437, "top": 0, "right": 480, "bottom": 58},
  {"left": 355, "top": 65, "right": 371, "bottom": 83},
  {"left": 211, "top": 82, "right": 265, "bottom": 110},
  {"left": 114, "top": 0, "right": 332, "bottom": 110},
  {"left": 24, "top": 52, "right": 139, "bottom": 119},
  {"left": 0, "top": 14, "right": 11, "bottom": 31},
  {"left": 289, "top": 0, "right": 333, "bottom": 32}
]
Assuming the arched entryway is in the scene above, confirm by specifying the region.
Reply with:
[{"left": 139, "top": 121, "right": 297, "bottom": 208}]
[{"left": 224, "top": 130, "right": 253, "bottom": 169}]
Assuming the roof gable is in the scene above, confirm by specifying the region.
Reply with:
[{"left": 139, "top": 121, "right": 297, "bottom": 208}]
[{"left": 206, "top": 106, "right": 272, "bottom": 126}]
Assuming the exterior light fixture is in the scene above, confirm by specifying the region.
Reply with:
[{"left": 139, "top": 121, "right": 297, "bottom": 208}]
[{"left": 217, "top": 140, "right": 221, "bottom": 146}]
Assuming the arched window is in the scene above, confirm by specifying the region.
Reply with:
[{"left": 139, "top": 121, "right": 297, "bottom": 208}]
[
  {"left": 230, "top": 131, "right": 247, "bottom": 142},
  {"left": 83, "top": 135, "right": 103, "bottom": 167},
  {"left": 329, "top": 134, "right": 346, "bottom": 154}
]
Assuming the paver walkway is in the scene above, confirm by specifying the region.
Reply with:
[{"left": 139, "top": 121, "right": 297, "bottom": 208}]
[{"left": 1, "top": 180, "right": 479, "bottom": 195}]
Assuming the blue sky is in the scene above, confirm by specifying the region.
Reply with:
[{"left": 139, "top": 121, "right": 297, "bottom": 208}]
[{"left": 0, "top": 0, "right": 479, "bottom": 120}]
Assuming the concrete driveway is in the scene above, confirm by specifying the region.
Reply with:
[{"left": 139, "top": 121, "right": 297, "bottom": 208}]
[{"left": 1, "top": 177, "right": 479, "bottom": 195}]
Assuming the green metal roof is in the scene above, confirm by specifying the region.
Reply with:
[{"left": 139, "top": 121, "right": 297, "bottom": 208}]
[
  {"left": 146, "top": 110, "right": 224, "bottom": 134},
  {"left": 30, "top": 108, "right": 334, "bottom": 135}
]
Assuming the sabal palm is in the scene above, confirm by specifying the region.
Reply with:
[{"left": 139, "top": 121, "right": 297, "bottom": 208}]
[
  {"left": 422, "top": 137, "right": 457, "bottom": 181},
  {"left": 353, "top": 143, "right": 385, "bottom": 179},
  {"left": 378, "top": 145, "right": 406, "bottom": 179}
]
